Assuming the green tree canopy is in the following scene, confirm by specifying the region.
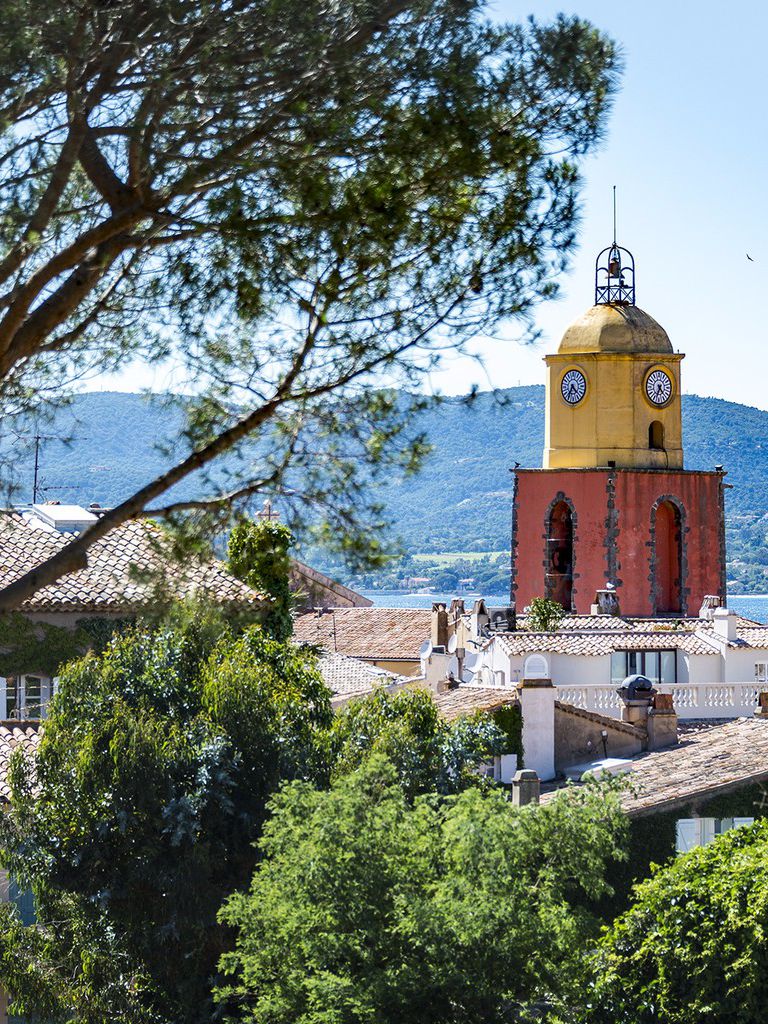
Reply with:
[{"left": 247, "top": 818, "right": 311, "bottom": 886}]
[
  {"left": 328, "top": 687, "right": 508, "bottom": 798},
  {"left": 0, "top": 2, "right": 620, "bottom": 610},
  {"left": 227, "top": 516, "right": 295, "bottom": 640},
  {"left": 0, "top": 612, "right": 531, "bottom": 1022},
  {"left": 587, "top": 819, "right": 768, "bottom": 1024},
  {"left": 0, "top": 616, "right": 332, "bottom": 1023},
  {"left": 218, "top": 757, "right": 628, "bottom": 1024}
]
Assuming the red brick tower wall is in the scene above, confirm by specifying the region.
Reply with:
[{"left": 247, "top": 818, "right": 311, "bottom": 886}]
[{"left": 511, "top": 468, "right": 725, "bottom": 617}]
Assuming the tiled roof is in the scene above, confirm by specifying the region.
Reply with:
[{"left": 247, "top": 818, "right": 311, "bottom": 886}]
[
  {"left": 317, "top": 653, "right": 399, "bottom": 697},
  {"left": 432, "top": 686, "right": 519, "bottom": 722},
  {"left": 293, "top": 607, "right": 431, "bottom": 661},
  {"left": 544, "top": 717, "right": 768, "bottom": 816},
  {"left": 517, "top": 614, "right": 639, "bottom": 632},
  {"left": 290, "top": 560, "right": 373, "bottom": 609},
  {"left": 512, "top": 613, "right": 759, "bottom": 633},
  {"left": 721, "top": 625, "right": 768, "bottom": 649},
  {"left": 0, "top": 514, "right": 262, "bottom": 613},
  {"left": 619, "top": 717, "right": 768, "bottom": 816},
  {"left": 0, "top": 723, "right": 40, "bottom": 801},
  {"left": 495, "top": 629, "right": 719, "bottom": 657}
]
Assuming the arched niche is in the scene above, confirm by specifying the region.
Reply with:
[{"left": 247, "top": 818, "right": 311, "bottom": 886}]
[
  {"left": 523, "top": 654, "right": 549, "bottom": 679},
  {"left": 654, "top": 499, "right": 683, "bottom": 613},
  {"left": 649, "top": 420, "right": 665, "bottom": 450}
]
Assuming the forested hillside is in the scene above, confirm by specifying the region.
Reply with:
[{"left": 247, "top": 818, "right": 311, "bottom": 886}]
[{"left": 5, "top": 388, "right": 768, "bottom": 592}]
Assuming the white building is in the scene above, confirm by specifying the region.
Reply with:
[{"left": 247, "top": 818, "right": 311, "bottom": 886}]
[{"left": 461, "top": 601, "right": 768, "bottom": 722}]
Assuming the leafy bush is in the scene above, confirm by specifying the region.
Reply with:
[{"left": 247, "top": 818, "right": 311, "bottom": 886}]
[
  {"left": 218, "top": 759, "right": 628, "bottom": 1024},
  {"left": 588, "top": 819, "right": 768, "bottom": 1024},
  {"left": 526, "top": 597, "right": 564, "bottom": 632},
  {"left": 328, "top": 688, "right": 506, "bottom": 799}
]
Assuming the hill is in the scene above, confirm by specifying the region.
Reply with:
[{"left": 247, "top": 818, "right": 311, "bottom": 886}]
[{"left": 6, "top": 387, "right": 768, "bottom": 592}]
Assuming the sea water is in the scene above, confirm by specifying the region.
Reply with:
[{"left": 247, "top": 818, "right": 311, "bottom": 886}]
[{"left": 361, "top": 592, "right": 768, "bottom": 624}]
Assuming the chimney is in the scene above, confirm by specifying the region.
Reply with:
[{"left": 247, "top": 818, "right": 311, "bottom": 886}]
[
  {"left": 712, "top": 606, "right": 737, "bottom": 642},
  {"left": 646, "top": 691, "right": 678, "bottom": 750},
  {"left": 470, "top": 599, "right": 489, "bottom": 639},
  {"left": 699, "top": 594, "right": 723, "bottom": 621},
  {"left": 511, "top": 769, "right": 540, "bottom": 807},
  {"left": 590, "top": 588, "right": 620, "bottom": 616},
  {"left": 431, "top": 602, "right": 449, "bottom": 650},
  {"left": 424, "top": 651, "right": 452, "bottom": 691}
]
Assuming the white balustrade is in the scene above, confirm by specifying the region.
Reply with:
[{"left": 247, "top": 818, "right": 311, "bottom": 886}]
[{"left": 556, "top": 681, "right": 761, "bottom": 720}]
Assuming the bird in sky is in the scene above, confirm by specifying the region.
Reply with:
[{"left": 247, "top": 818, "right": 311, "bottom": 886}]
[{"left": 747, "top": 253, "right": 755, "bottom": 261}]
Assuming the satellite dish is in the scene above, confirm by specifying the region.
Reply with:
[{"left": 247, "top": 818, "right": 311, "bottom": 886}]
[
  {"left": 447, "top": 634, "right": 458, "bottom": 654},
  {"left": 419, "top": 639, "right": 432, "bottom": 659}
]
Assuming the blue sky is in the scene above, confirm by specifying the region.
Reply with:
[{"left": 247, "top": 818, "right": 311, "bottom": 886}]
[
  {"left": 103, "top": 2, "right": 768, "bottom": 410},
  {"left": 432, "top": 1, "right": 768, "bottom": 408}
]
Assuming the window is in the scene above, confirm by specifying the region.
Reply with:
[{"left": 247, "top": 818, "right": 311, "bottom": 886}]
[
  {"left": 2, "top": 676, "right": 49, "bottom": 720},
  {"left": 756, "top": 662, "right": 768, "bottom": 683},
  {"left": 610, "top": 650, "right": 676, "bottom": 685},
  {"left": 0, "top": 869, "right": 36, "bottom": 1024},
  {"left": 654, "top": 499, "right": 683, "bottom": 614},
  {"left": 676, "top": 817, "right": 754, "bottom": 853}
]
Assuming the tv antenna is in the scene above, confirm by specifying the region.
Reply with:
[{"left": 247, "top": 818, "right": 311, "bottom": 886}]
[{"left": 12, "top": 432, "right": 87, "bottom": 503}]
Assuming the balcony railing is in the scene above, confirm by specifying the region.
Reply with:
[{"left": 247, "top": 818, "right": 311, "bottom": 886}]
[{"left": 557, "top": 681, "right": 762, "bottom": 720}]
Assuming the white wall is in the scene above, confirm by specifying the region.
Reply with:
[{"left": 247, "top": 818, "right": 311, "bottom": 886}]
[{"left": 518, "top": 684, "right": 556, "bottom": 781}]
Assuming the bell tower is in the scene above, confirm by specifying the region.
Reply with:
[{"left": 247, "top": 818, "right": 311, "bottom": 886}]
[
  {"left": 544, "top": 244, "right": 683, "bottom": 470},
  {"left": 511, "top": 237, "right": 726, "bottom": 618}
]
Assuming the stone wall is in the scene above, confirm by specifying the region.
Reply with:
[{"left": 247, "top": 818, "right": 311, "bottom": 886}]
[{"left": 554, "top": 700, "right": 645, "bottom": 773}]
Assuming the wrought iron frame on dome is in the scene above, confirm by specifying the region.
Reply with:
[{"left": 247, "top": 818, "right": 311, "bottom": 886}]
[{"left": 595, "top": 243, "right": 635, "bottom": 306}]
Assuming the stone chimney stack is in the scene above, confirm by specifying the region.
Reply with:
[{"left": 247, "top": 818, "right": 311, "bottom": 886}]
[{"left": 431, "top": 602, "right": 449, "bottom": 649}]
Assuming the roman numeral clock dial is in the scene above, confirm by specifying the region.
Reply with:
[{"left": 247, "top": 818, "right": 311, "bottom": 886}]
[
  {"left": 645, "top": 368, "right": 673, "bottom": 406},
  {"left": 560, "top": 369, "right": 587, "bottom": 405}
]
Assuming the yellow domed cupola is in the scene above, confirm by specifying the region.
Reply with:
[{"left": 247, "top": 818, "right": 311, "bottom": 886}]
[
  {"left": 557, "top": 304, "right": 673, "bottom": 356},
  {"left": 544, "top": 243, "right": 683, "bottom": 470}
]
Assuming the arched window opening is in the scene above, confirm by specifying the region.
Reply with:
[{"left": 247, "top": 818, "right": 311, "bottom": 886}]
[
  {"left": 546, "top": 500, "right": 574, "bottom": 611},
  {"left": 649, "top": 420, "right": 665, "bottom": 450},
  {"left": 654, "top": 500, "right": 682, "bottom": 614}
]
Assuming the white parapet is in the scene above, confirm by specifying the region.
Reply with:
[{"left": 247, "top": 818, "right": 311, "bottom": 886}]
[{"left": 557, "top": 681, "right": 761, "bottom": 720}]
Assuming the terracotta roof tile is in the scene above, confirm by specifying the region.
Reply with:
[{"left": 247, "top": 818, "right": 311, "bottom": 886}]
[
  {"left": 618, "top": 717, "right": 768, "bottom": 815},
  {"left": 317, "top": 653, "right": 400, "bottom": 697},
  {"left": 293, "top": 607, "right": 430, "bottom": 662},
  {"left": 0, "top": 722, "right": 40, "bottom": 801},
  {"left": 432, "top": 686, "right": 519, "bottom": 722},
  {"left": 543, "top": 717, "right": 768, "bottom": 816},
  {"left": 495, "top": 629, "right": 718, "bottom": 657},
  {"left": 0, "top": 514, "right": 262, "bottom": 613}
]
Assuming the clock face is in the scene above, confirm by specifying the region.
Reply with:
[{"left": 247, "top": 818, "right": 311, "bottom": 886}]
[
  {"left": 645, "top": 368, "right": 673, "bottom": 406},
  {"left": 561, "top": 369, "right": 586, "bottom": 405}
]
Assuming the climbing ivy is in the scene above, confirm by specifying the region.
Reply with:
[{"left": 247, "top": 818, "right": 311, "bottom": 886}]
[
  {"left": 493, "top": 703, "right": 524, "bottom": 766},
  {"left": 227, "top": 517, "right": 294, "bottom": 641},
  {"left": 0, "top": 614, "right": 133, "bottom": 678}
]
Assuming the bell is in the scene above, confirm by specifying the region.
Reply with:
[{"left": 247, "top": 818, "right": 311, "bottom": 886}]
[{"left": 608, "top": 257, "right": 621, "bottom": 277}]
